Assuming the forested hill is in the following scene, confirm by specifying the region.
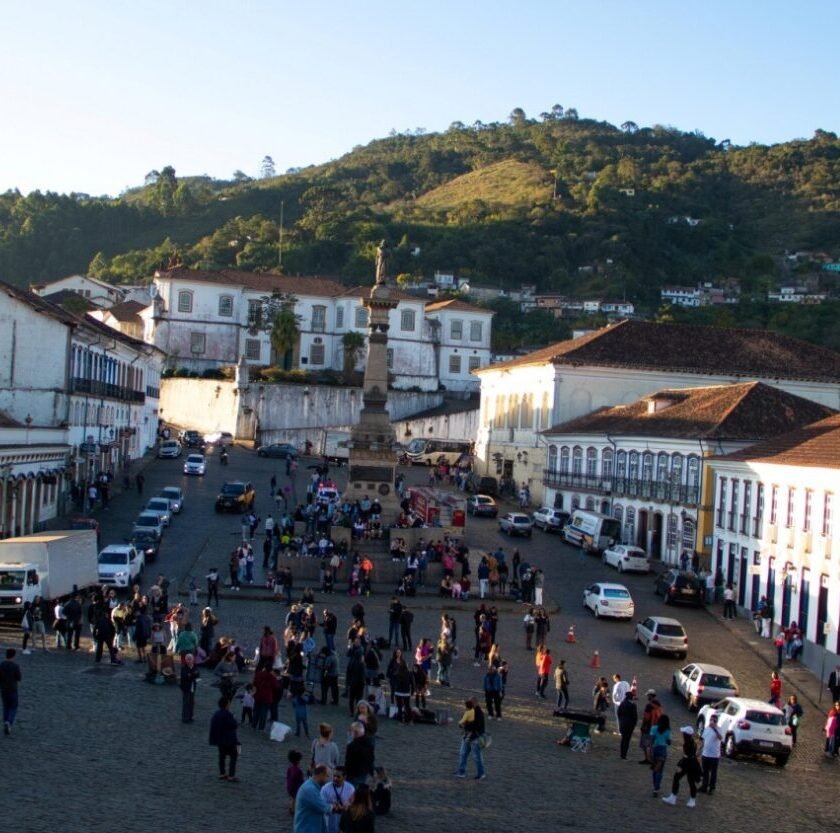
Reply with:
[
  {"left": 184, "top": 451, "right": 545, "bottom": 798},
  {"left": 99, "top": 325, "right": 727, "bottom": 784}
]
[{"left": 2, "top": 108, "right": 840, "bottom": 310}]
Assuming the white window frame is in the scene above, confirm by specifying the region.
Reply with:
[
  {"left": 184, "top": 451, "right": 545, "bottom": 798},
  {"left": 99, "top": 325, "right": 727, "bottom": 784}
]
[
  {"left": 469, "top": 321, "right": 483, "bottom": 342},
  {"left": 401, "top": 309, "right": 416, "bottom": 332},
  {"left": 218, "top": 295, "right": 234, "bottom": 317},
  {"left": 178, "top": 290, "right": 193, "bottom": 313}
]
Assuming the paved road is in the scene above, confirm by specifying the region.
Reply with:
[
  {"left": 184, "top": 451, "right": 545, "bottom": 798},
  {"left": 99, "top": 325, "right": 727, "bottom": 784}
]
[{"left": 2, "top": 447, "right": 838, "bottom": 832}]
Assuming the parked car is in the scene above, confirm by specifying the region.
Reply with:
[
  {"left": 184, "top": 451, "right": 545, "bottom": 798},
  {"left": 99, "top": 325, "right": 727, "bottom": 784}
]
[
  {"left": 132, "top": 512, "right": 165, "bottom": 541},
  {"left": 256, "top": 442, "right": 298, "bottom": 459},
  {"left": 144, "top": 497, "right": 172, "bottom": 527},
  {"left": 654, "top": 569, "right": 704, "bottom": 606},
  {"left": 672, "top": 663, "right": 740, "bottom": 710},
  {"left": 97, "top": 544, "right": 144, "bottom": 587},
  {"left": 467, "top": 494, "right": 498, "bottom": 518},
  {"left": 465, "top": 474, "right": 499, "bottom": 496},
  {"left": 129, "top": 530, "right": 161, "bottom": 563},
  {"left": 635, "top": 615, "right": 688, "bottom": 658},
  {"left": 582, "top": 582, "right": 635, "bottom": 619},
  {"left": 183, "top": 454, "right": 206, "bottom": 476},
  {"left": 532, "top": 507, "right": 570, "bottom": 532},
  {"left": 158, "top": 440, "right": 182, "bottom": 459},
  {"left": 158, "top": 486, "right": 184, "bottom": 513},
  {"left": 498, "top": 512, "right": 534, "bottom": 537},
  {"left": 215, "top": 481, "right": 255, "bottom": 513},
  {"left": 696, "top": 697, "right": 792, "bottom": 766},
  {"left": 602, "top": 544, "right": 651, "bottom": 574},
  {"left": 179, "top": 429, "right": 205, "bottom": 449}
]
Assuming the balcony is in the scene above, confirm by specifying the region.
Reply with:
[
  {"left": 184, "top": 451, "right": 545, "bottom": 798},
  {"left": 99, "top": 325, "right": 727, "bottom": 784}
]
[
  {"left": 70, "top": 377, "right": 145, "bottom": 403},
  {"left": 542, "top": 472, "right": 699, "bottom": 505}
]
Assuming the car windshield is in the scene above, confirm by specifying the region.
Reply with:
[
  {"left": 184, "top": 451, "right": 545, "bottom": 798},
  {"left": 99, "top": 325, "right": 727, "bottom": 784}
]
[
  {"left": 161, "top": 490, "right": 179, "bottom": 500},
  {"left": 132, "top": 533, "right": 156, "bottom": 544},
  {"left": 745, "top": 710, "right": 785, "bottom": 726},
  {"left": 136, "top": 515, "right": 159, "bottom": 525},
  {"left": 702, "top": 674, "right": 735, "bottom": 688},
  {"left": 674, "top": 576, "right": 698, "bottom": 589},
  {"left": 148, "top": 501, "right": 167, "bottom": 510},
  {"left": 99, "top": 552, "right": 128, "bottom": 565},
  {"left": 656, "top": 624, "right": 685, "bottom": 637},
  {"left": 0, "top": 570, "right": 25, "bottom": 590},
  {"left": 221, "top": 484, "right": 245, "bottom": 496},
  {"left": 604, "top": 588, "right": 631, "bottom": 599}
]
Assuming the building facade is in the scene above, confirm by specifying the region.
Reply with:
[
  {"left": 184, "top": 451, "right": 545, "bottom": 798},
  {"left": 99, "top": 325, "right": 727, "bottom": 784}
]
[{"left": 32, "top": 274, "right": 125, "bottom": 308}]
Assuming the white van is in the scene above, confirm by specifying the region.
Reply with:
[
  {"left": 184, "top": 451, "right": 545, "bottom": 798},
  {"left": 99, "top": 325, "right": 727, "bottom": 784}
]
[{"left": 562, "top": 510, "right": 621, "bottom": 554}]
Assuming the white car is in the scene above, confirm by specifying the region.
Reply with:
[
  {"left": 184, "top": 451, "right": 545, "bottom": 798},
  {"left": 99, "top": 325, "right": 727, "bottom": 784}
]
[
  {"left": 133, "top": 512, "right": 165, "bottom": 541},
  {"left": 672, "top": 663, "right": 740, "bottom": 710},
  {"left": 697, "top": 697, "right": 792, "bottom": 766},
  {"left": 159, "top": 486, "right": 184, "bottom": 513},
  {"left": 183, "top": 454, "right": 206, "bottom": 476},
  {"left": 498, "top": 512, "right": 534, "bottom": 537},
  {"left": 532, "top": 507, "right": 570, "bottom": 532},
  {"left": 602, "top": 544, "right": 650, "bottom": 573},
  {"left": 158, "top": 440, "right": 182, "bottom": 459},
  {"left": 144, "top": 497, "right": 172, "bottom": 527},
  {"left": 582, "top": 582, "right": 635, "bottom": 619},
  {"left": 635, "top": 615, "right": 688, "bottom": 658},
  {"left": 98, "top": 545, "right": 144, "bottom": 588}
]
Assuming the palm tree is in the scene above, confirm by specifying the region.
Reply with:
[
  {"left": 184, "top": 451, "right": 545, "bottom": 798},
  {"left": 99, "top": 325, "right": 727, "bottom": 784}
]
[
  {"left": 270, "top": 306, "right": 300, "bottom": 370},
  {"left": 341, "top": 330, "right": 366, "bottom": 382}
]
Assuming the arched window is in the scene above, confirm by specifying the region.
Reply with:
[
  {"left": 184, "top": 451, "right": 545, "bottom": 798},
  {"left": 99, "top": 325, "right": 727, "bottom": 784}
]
[
  {"left": 585, "top": 496, "right": 595, "bottom": 510},
  {"left": 616, "top": 451, "right": 627, "bottom": 478},
  {"left": 642, "top": 453, "right": 653, "bottom": 481},
  {"left": 613, "top": 504, "right": 623, "bottom": 523},
  {"left": 560, "top": 446, "right": 570, "bottom": 474},
  {"left": 572, "top": 446, "right": 583, "bottom": 475},
  {"left": 602, "top": 448, "right": 614, "bottom": 480},
  {"left": 218, "top": 295, "right": 233, "bottom": 317},
  {"left": 657, "top": 452, "right": 669, "bottom": 482},
  {"left": 625, "top": 507, "right": 636, "bottom": 545},
  {"left": 548, "top": 445, "right": 558, "bottom": 471},
  {"left": 177, "top": 290, "right": 193, "bottom": 313},
  {"left": 572, "top": 494, "right": 581, "bottom": 509},
  {"left": 586, "top": 447, "right": 598, "bottom": 477},
  {"left": 354, "top": 307, "right": 368, "bottom": 328},
  {"left": 628, "top": 451, "right": 639, "bottom": 485},
  {"left": 682, "top": 517, "right": 696, "bottom": 552}
]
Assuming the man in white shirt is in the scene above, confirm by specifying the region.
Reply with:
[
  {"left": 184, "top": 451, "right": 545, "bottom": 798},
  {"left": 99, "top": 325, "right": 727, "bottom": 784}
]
[
  {"left": 699, "top": 713, "right": 723, "bottom": 794},
  {"left": 320, "top": 766, "right": 354, "bottom": 833},
  {"left": 611, "top": 673, "right": 630, "bottom": 733}
]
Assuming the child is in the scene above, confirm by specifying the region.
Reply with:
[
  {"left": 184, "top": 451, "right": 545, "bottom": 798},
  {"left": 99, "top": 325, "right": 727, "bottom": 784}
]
[
  {"left": 372, "top": 766, "right": 392, "bottom": 815},
  {"left": 241, "top": 683, "right": 255, "bottom": 726},
  {"left": 286, "top": 750, "right": 305, "bottom": 815},
  {"left": 293, "top": 692, "right": 310, "bottom": 738}
]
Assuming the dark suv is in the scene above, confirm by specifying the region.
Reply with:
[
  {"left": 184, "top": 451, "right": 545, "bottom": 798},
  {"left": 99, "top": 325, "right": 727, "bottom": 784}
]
[
  {"left": 654, "top": 569, "right": 704, "bottom": 606},
  {"left": 180, "top": 430, "right": 205, "bottom": 449},
  {"left": 465, "top": 474, "right": 499, "bottom": 496}
]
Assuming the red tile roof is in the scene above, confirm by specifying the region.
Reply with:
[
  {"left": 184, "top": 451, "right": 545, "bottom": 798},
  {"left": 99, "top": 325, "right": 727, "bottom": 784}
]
[
  {"left": 336, "top": 285, "right": 422, "bottom": 302},
  {"left": 478, "top": 319, "right": 840, "bottom": 382},
  {"left": 425, "top": 298, "right": 494, "bottom": 315},
  {"left": 544, "top": 382, "right": 836, "bottom": 441},
  {"left": 103, "top": 300, "right": 146, "bottom": 322},
  {"left": 156, "top": 268, "right": 346, "bottom": 297},
  {"left": 714, "top": 413, "right": 840, "bottom": 468}
]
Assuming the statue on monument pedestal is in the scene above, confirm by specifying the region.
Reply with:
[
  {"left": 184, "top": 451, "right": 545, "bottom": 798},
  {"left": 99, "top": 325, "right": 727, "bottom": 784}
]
[{"left": 374, "top": 239, "right": 389, "bottom": 285}]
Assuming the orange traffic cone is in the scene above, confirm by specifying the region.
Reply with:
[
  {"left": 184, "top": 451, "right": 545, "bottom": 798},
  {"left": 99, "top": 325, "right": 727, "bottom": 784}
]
[
  {"left": 590, "top": 650, "right": 600, "bottom": 669},
  {"left": 566, "top": 625, "right": 576, "bottom": 644}
]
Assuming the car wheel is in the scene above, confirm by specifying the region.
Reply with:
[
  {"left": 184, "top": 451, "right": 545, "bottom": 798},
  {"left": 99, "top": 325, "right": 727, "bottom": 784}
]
[
  {"left": 724, "top": 735, "right": 737, "bottom": 759},
  {"left": 775, "top": 755, "right": 789, "bottom": 767},
  {"left": 645, "top": 643, "right": 653, "bottom": 656}
]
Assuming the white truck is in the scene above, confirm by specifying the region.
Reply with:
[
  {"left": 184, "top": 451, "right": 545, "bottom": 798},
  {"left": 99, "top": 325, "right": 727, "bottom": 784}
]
[
  {"left": 321, "top": 430, "right": 350, "bottom": 466},
  {"left": 562, "top": 509, "right": 622, "bottom": 554},
  {"left": 0, "top": 530, "right": 99, "bottom": 618}
]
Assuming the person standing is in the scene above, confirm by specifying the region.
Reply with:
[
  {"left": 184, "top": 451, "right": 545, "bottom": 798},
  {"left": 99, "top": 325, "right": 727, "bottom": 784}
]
[
  {"left": 321, "top": 767, "right": 354, "bottom": 833},
  {"left": 208, "top": 697, "right": 240, "bottom": 782},
  {"left": 135, "top": 472, "right": 144, "bottom": 495},
  {"left": 617, "top": 691, "right": 638, "bottom": 759},
  {"left": 828, "top": 664, "right": 840, "bottom": 703},
  {"left": 769, "top": 670, "right": 782, "bottom": 707},
  {"left": 206, "top": 569, "right": 221, "bottom": 607},
  {"left": 638, "top": 689, "right": 662, "bottom": 765},
  {"left": 611, "top": 673, "right": 630, "bottom": 733},
  {"left": 295, "top": 765, "right": 336, "bottom": 833},
  {"left": 649, "top": 714, "right": 672, "bottom": 797},
  {"left": 533, "top": 569, "right": 545, "bottom": 607},
  {"left": 722, "top": 584, "right": 736, "bottom": 619},
  {"left": 483, "top": 665, "right": 503, "bottom": 720},
  {"left": 661, "top": 726, "right": 701, "bottom": 808},
  {"left": 387, "top": 597, "right": 403, "bottom": 648},
  {"left": 784, "top": 694, "right": 804, "bottom": 746},
  {"left": 399, "top": 608, "right": 413, "bottom": 653},
  {"left": 339, "top": 783, "right": 375, "bottom": 833},
  {"left": 554, "top": 659, "right": 570, "bottom": 710},
  {"left": 523, "top": 608, "right": 535, "bottom": 651},
  {"left": 455, "top": 697, "right": 487, "bottom": 780},
  {"left": 698, "top": 712, "right": 723, "bottom": 794},
  {"left": 63, "top": 595, "right": 83, "bottom": 652},
  {"left": 180, "top": 653, "right": 200, "bottom": 723},
  {"left": 94, "top": 607, "right": 121, "bottom": 664},
  {"left": 536, "top": 647, "right": 552, "bottom": 698},
  {"left": 0, "top": 648, "right": 22, "bottom": 735},
  {"left": 344, "top": 722, "right": 374, "bottom": 788},
  {"left": 30, "top": 596, "right": 48, "bottom": 652}
]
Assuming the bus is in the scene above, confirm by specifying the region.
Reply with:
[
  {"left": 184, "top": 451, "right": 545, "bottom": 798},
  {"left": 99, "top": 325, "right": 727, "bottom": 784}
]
[{"left": 400, "top": 438, "right": 472, "bottom": 467}]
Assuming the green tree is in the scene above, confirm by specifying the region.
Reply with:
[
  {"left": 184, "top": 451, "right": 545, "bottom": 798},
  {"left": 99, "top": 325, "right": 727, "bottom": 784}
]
[
  {"left": 260, "top": 156, "right": 276, "bottom": 179},
  {"left": 341, "top": 330, "right": 366, "bottom": 382}
]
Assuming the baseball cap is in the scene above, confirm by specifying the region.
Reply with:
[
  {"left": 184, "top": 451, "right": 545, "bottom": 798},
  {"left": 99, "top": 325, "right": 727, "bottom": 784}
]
[
  {"left": 680, "top": 725, "right": 694, "bottom": 736},
  {"left": 646, "top": 688, "right": 656, "bottom": 696}
]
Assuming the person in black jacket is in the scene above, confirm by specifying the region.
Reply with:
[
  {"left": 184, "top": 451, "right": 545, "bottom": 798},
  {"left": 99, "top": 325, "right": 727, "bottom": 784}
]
[
  {"left": 345, "top": 642, "right": 367, "bottom": 716},
  {"left": 617, "top": 691, "right": 638, "bottom": 759},
  {"left": 63, "top": 595, "right": 83, "bottom": 651},
  {"left": 455, "top": 697, "right": 487, "bottom": 779},
  {"left": 344, "top": 721, "right": 374, "bottom": 788},
  {"left": 180, "top": 653, "right": 200, "bottom": 723},
  {"left": 94, "top": 609, "right": 120, "bottom": 664},
  {"left": 209, "top": 697, "right": 240, "bottom": 781}
]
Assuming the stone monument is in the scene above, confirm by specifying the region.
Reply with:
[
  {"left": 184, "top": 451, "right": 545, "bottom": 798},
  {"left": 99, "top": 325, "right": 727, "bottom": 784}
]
[{"left": 343, "top": 243, "right": 401, "bottom": 521}]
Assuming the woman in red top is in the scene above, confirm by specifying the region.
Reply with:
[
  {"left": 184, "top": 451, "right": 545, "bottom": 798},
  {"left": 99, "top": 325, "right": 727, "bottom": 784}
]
[
  {"left": 257, "top": 625, "right": 279, "bottom": 671},
  {"left": 252, "top": 666, "right": 280, "bottom": 730},
  {"left": 769, "top": 670, "right": 782, "bottom": 708}
]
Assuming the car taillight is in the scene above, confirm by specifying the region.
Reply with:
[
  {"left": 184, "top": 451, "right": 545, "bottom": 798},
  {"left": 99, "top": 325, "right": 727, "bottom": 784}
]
[
  {"left": 669, "top": 587, "right": 677, "bottom": 594},
  {"left": 737, "top": 720, "right": 751, "bottom": 730},
  {"left": 697, "top": 684, "right": 704, "bottom": 694},
  {"left": 652, "top": 634, "right": 659, "bottom": 641},
  {"left": 683, "top": 637, "right": 688, "bottom": 643},
  {"left": 784, "top": 727, "right": 792, "bottom": 735}
]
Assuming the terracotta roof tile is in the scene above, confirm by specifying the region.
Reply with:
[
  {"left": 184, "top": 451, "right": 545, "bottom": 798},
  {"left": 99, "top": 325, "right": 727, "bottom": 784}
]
[
  {"left": 425, "top": 298, "right": 494, "bottom": 315},
  {"left": 103, "top": 300, "right": 146, "bottom": 321},
  {"left": 157, "top": 268, "right": 346, "bottom": 298},
  {"left": 336, "top": 285, "right": 422, "bottom": 302},
  {"left": 478, "top": 319, "right": 840, "bottom": 382},
  {"left": 543, "top": 382, "right": 836, "bottom": 441},
  {"left": 714, "top": 413, "right": 840, "bottom": 468}
]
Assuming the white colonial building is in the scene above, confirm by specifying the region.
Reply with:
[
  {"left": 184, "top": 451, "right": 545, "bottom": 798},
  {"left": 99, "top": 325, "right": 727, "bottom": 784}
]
[
  {"left": 541, "top": 383, "right": 834, "bottom": 565},
  {"left": 0, "top": 281, "right": 163, "bottom": 536},
  {"left": 710, "top": 414, "right": 840, "bottom": 669},
  {"left": 473, "top": 320, "right": 840, "bottom": 507},
  {"left": 146, "top": 269, "right": 493, "bottom": 392},
  {"left": 31, "top": 274, "right": 124, "bottom": 308}
]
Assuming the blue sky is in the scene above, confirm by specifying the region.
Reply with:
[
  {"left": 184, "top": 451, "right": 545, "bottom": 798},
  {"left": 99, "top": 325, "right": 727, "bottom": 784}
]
[{"left": 1, "top": 0, "right": 837, "bottom": 197}]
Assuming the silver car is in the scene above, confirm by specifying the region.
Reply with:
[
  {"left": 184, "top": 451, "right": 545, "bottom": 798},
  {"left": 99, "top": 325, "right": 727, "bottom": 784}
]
[
  {"left": 159, "top": 486, "right": 184, "bottom": 513},
  {"left": 158, "top": 440, "right": 182, "bottom": 459},
  {"left": 635, "top": 616, "right": 688, "bottom": 658},
  {"left": 672, "top": 663, "right": 739, "bottom": 710},
  {"left": 498, "top": 512, "right": 534, "bottom": 537},
  {"left": 133, "top": 512, "right": 165, "bottom": 541},
  {"left": 145, "top": 498, "right": 173, "bottom": 527}
]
